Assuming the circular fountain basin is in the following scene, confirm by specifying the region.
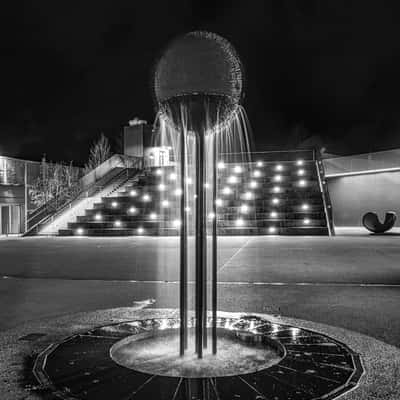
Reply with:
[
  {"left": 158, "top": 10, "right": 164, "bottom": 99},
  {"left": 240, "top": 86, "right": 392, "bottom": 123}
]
[{"left": 110, "top": 328, "right": 282, "bottom": 378}]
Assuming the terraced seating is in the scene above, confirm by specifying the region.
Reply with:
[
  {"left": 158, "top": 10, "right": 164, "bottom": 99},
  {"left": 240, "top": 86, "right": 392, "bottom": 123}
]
[{"left": 59, "top": 159, "right": 330, "bottom": 236}]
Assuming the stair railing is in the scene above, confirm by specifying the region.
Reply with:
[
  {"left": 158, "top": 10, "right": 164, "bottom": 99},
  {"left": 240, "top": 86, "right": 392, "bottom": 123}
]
[
  {"left": 315, "top": 149, "right": 335, "bottom": 236},
  {"left": 24, "top": 155, "right": 143, "bottom": 235}
]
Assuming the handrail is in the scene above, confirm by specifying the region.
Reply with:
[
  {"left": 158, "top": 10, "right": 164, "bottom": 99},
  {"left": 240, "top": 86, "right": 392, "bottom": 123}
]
[
  {"left": 315, "top": 149, "right": 335, "bottom": 236},
  {"left": 219, "top": 149, "right": 315, "bottom": 162},
  {"left": 24, "top": 156, "right": 143, "bottom": 236}
]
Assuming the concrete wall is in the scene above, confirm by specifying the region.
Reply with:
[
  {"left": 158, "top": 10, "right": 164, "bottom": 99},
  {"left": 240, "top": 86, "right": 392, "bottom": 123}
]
[{"left": 327, "top": 170, "right": 400, "bottom": 226}]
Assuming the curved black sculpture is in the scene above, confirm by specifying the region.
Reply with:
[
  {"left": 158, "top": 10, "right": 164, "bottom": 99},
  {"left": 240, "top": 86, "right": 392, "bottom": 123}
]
[{"left": 362, "top": 211, "right": 397, "bottom": 233}]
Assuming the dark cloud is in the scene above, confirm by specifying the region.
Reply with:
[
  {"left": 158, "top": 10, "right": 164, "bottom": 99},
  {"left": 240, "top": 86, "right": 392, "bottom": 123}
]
[{"left": 1, "top": 0, "right": 400, "bottom": 163}]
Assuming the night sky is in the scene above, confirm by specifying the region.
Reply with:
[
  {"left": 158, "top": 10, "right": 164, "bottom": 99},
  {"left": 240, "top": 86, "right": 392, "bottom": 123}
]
[{"left": 2, "top": 1, "right": 400, "bottom": 165}]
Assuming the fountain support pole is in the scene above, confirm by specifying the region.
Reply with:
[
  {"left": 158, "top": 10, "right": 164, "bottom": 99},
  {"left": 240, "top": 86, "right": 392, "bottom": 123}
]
[
  {"left": 212, "top": 132, "right": 218, "bottom": 354},
  {"left": 195, "top": 132, "right": 206, "bottom": 358},
  {"left": 179, "top": 128, "right": 188, "bottom": 356}
]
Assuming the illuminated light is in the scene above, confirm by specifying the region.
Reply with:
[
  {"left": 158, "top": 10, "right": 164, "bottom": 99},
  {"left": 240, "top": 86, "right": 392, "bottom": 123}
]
[
  {"left": 217, "top": 161, "right": 225, "bottom": 170},
  {"left": 204, "top": 182, "right": 210, "bottom": 189},
  {"left": 299, "top": 179, "right": 306, "bottom": 187},
  {"left": 155, "top": 168, "right": 163, "bottom": 176},
  {"left": 249, "top": 180, "right": 257, "bottom": 188},
  {"left": 94, "top": 213, "right": 102, "bottom": 221},
  {"left": 185, "top": 207, "right": 191, "bottom": 213},
  {"left": 222, "top": 186, "right": 232, "bottom": 195},
  {"left": 142, "top": 194, "right": 151, "bottom": 202},
  {"left": 272, "top": 197, "right": 280, "bottom": 205},
  {"left": 137, "top": 227, "right": 144, "bottom": 234},
  {"left": 158, "top": 183, "right": 166, "bottom": 191},
  {"left": 172, "top": 219, "right": 181, "bottom": 228},
  {"left": 114, "top": 220, "right": 122, "bottom": 227},
  {"left": 161, "top": 200, "right": 169, "bottom": 208},
  {"left": 111, "top": 201, "right": 118, "bottom": 208},
  {"left": 130, "top": 190, "right": 137, "bottom": 197},
  {"left": 274, "top": 175, "right": 282, "bottom": 182},
  {"left": 244, "top": 191, "right": 253, "bottom": 200},
  {"left": 273, "top": 186, "right": 281, "bottom": 193},
  {"left": 296, "top": 159, "right": 304, "bottom": 166},
  {"left": 174, "top": 188, "right": 183, "bottom": 196},
  {"left": 301, "top": 203, "right": 309, "bottom": 210},
  {"left": 256, "top": 161, "right": 263, "bottom": 167},
  {"left": 303, "top": 218, "right": 311, "bottom": 225},
  {"left": 297, "top": 169, "right": 305, "bottom": 176},
  {"left": 168, "top": 173, "right": 177, "bottom": 181},
  {"left": 227, "top": 175, "right": 238, "bottom": 184},
  {"left": 253, "top": 170, "right": 261, "bottom": 178},
  {"left": 216, "top": 198, "right": 223, "bottom": 206},
  {"left": 76, "top": 228, "right": 84, "bottom": 235},
  {"left": 270, "top": 211, "right": 278, "bottom": 218},
  {"left": 275, "top": 164, "right": 283, "bottom": 171},
  {"left": 235, "top": 218, "right": 245, "bottom": 227},
  {"left": 128, "top": 206, "right": 137, "bottom": 214},
  {"left": 233, "top": 165, "right": 243, "bottom": 174},
  {"left": 149, "top": 212, "right": 157, "bottom": 220},
  {"left": 186, "top": 177, "right": 193, "bottom": 185},
  {"left": 208, "top": 212, "right": 215, "bottom": 220},
  {"left": 268, "top": 226, "right": 277, "bottom": 234},
  {"left": 240, "top": 204, "right": 249, "bottom": 213}
]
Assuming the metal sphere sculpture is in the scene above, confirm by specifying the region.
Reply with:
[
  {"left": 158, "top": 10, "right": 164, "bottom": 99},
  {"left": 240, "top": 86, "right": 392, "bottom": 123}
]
[{"left": 154, "top": 31, "right": 244, "bottom": 132}]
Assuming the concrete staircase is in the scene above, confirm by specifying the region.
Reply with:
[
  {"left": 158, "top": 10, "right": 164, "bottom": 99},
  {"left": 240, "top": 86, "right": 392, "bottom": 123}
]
[{"left": 59, "top": 158, "right": 331, "bottom": 236}]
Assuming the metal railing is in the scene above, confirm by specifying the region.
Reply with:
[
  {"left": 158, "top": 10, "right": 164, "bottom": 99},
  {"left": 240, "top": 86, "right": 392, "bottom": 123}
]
[
  {"left": 24, "top": 155, "right": 143, "bottom": 235},
  {"left": 220, "top": 149, "right": 316, "bottom": 163},
  {"left": 323, "top": 148, "right": 400, "bottom": 177},
  {"left": 315, "top": 150, "right": 335, "bottom": 236}
]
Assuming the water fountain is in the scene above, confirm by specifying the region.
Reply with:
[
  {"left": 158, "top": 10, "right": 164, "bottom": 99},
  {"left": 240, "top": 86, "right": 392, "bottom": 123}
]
[{"left": 154, "top": 31, "right": 246, "bottom": 358}]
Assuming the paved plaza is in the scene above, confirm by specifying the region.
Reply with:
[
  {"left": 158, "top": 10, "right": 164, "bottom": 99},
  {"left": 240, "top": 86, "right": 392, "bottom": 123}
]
[{"left": 1, "top": 233, "right": 400, "bottom": 349}]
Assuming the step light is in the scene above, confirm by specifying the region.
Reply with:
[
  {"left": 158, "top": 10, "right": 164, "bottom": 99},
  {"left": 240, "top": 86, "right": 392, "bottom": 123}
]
[
  {"left": 234, "top": 165, "right": 243, "bottom": 174},
  {"left": 222, "top": 186, "right": 232, "bottom": 195},
  {"left": 111, "top": 201, "right": 118, "bottom": 208},
  {"left": 217, "top": 161, "right": 225, "bottom": 170},
  {"left": 275, "top": 164, "right": 283, "bottom": 171},
  {"left": 240, "top": 204, "right": 249, "bottom": 213},
  {"left": 94, "top": 213, "right": 102, "bottom": 220},
  {"left": 174, "top": 188, "right": 183, "bottom": 196},
  {"left": 296, "top": 159, "right": 304, "bottom": 166},
  {"left": 130, "top": 190, "right": 137, "bottom": 197},
  {"left": 256, "top": 161, "right": 263, "bottom": 167},
  {"left": 297, "top": 169, "right": 305, "bottom": 176},
  {"left": 268, "top": 226, "right": 276, "bottom": 234},
  {"left": 185, "top": 207, "right": 191, "bottom": 213},
  {"left": 168, "top": 173, "right": 177, "bottom": 181},
  {"left": 155, "top": 168, "right": 163, "bottom": 176},
  {"left": 114, "top": 220, "right": 122, "bottom": 227},
  {"left": 142, "top": 194, "right": 151, "bottom": 202},
  {"left": 301, "top": 203, "right": 309, "bottom": 210},
  {"left": 270, "top": 211, "right": 278, "bottom": 218},
  {"left": 272, "top": 197, "right": 280, "bottom": 205},
  {"left": 273, "top": 186, "right": 280, "bottom": 193},
  {"left": 186, "top": 177, "right": 193, "bottom": 185},
  {"left": 208, "top": 212, "right": 215, "bottom": 220},
  {"left": 273, "top": 174, "right": 282, "bottom": 182},
  {"left": 128, "top": 206, "right": 137, "bottom": 214},
  {"left": 158, "top": 183, "right": 166, "bottom": 191},
  {"left": 216, "top": 198, "right": 223, "bottom": 206},
  {"left": 149, "top": 212, "right": 157, "bottom": 220},
  {"left": 244, "top": 191, "right": 253, "bottom": 200},
  {"left": 172, "top": 219, "right": 181, "bottom": 227},
  {"left": 249, "top": 180, "right": 257, "bottom": 188},
  {"left": 235, "top": 218, "right": 245, "bottom": 227},
  {"left": 253, "top": 170, "right": 261, "bottom": 178},
  {"left": 161, "top": 200, "right": 169, "bottom": 208},
  {"left": 137, "top": 227, "right": 145, "bottom": 234},
  {"left": 298, "top": 179, "right": 306, "bottom": 187},
  {"left": 228, "top": 175, "right": 238, "bottom": 184},
  {"left": 204, "top": 182, "right": 210, "bottom": 189},
  {"left": 303, "top": 218, "right": 311, "bottom": 225},
  {"left": 76, "top": 227, "right": 84, "bottom": 235}
]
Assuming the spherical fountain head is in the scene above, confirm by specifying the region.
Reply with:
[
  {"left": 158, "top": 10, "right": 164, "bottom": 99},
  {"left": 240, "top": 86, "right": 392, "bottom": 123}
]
[{"left": 154, "top": 31, "right": 244, "bottom": 132}]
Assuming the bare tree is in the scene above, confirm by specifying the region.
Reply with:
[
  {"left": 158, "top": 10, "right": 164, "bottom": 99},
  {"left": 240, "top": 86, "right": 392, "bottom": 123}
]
[{"left": 84, "top": 133, "right": 111, "bottom": 174}]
